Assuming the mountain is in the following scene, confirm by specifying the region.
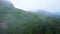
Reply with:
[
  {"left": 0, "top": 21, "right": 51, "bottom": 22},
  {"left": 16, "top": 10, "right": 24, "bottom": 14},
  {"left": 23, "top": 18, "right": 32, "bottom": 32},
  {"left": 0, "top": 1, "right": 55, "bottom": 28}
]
[
  {"left": 33, "top": 10, "right": 60, "bottom": 19},
  {"left": 33, "top": 10, "right": 54, "bottom": 17},
  {"left": 51, "top": 12, "right": 60, "bottom": 19},
  {"left": 1, "top": 0, "right": 60, "bottom": 34},
  {"left": 0, "top": 0, "right": 42, "bottom": 34}
]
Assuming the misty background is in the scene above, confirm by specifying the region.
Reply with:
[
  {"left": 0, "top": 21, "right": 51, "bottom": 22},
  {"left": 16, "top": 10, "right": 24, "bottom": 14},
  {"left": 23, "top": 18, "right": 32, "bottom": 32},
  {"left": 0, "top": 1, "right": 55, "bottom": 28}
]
[
  {"left": 0, "top": 0, "right": 60, "bottom": 34},
  {"left": 10, "top": 0, "right": 60, "bottom": 13}
]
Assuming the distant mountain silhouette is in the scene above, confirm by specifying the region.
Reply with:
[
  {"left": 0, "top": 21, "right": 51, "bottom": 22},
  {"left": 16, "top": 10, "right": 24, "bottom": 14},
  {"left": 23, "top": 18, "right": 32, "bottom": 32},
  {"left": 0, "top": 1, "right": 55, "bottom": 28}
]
[
  {"left": 33, "top": 10, "right": 60, "bottom": 19},
  {"left": 33, "top": 10, "right": 53, "bottom": 16},
  {"left": 0, "top": 0, "right": 60, "bottom": 34},
  {"left": 52, "top": 12, "right": 60, "bottom": 19}
]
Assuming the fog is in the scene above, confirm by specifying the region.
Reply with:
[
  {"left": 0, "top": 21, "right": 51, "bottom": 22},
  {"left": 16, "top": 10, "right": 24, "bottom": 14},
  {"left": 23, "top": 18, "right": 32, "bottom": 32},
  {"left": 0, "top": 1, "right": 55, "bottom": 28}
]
[
  {"left": 10, "top": 0, "right": 60, "bottom": 13},
  {"left": 0, "top": 0, "right": 60, "bottom": 34}
]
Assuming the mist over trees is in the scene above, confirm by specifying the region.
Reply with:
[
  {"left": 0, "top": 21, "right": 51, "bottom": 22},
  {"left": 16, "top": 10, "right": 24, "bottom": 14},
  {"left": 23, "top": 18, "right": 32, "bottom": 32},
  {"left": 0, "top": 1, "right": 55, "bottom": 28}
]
[{"left": 0, "top": 0, "right": 60, "bottom": 34}]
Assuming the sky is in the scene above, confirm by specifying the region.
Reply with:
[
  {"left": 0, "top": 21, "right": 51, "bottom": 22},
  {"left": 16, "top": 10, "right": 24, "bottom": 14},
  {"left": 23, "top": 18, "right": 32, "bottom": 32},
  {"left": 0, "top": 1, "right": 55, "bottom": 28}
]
[{"left": 10, "top": 0, "right": 60, "bottom": 13}]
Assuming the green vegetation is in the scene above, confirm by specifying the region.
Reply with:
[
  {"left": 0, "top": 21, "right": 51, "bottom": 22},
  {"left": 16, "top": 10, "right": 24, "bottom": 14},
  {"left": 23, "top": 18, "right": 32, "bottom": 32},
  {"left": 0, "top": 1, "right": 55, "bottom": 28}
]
[
  {"left": 0, "top": 1, "right": 60, "bottom": 34},
  {"left": 0, "top": 7, "right": 60, "bottom": 34}
]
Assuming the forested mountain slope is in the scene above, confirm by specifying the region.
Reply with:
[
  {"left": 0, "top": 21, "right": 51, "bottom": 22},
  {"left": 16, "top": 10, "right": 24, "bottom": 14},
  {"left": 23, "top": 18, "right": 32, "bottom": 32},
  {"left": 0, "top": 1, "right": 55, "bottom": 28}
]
[{"left": 0, "top": 0, "right": 60, "bottom": 34}]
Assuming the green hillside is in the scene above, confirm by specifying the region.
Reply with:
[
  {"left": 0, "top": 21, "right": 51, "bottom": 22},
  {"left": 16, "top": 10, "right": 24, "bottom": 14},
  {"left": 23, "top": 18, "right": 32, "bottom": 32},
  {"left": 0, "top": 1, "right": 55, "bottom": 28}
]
[{"left": 0, "top": 0, "right": 60, "bottom": 34}]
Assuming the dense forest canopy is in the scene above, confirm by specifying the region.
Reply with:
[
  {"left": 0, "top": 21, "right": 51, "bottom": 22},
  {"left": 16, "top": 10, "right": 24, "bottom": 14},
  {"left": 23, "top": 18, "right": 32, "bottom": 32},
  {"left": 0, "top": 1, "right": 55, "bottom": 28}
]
[{"left": 0, "top": 0, "right": 60, "bottom": 34}]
